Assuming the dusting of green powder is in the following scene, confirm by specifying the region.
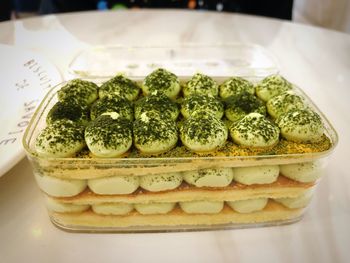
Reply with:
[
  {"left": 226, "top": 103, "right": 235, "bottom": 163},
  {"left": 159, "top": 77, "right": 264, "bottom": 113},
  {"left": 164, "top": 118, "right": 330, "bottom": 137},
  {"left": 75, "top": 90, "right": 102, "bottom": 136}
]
[
  {"left": 184, "top": 73, "right": 218, "bottom": 96},
  {"left": 133, "top": 116, "right": 177, "bottom": 146},
  {"left": 181, "top": 94, "right": 224, "bottom": 119},
  {"left": 99, "top": 75, "right": 140, "bottom": 100},
  {"left": 277, "top": 109, "right": 322, "bottom": 134},
  {"left": 232, "top": 114, "right": 279, "bottom": 143},
  {"left": 90, "top": 96, "right": 133, "bottom": 121},
  {"left": 181, "top": 114, "right": 226, "bottom": 145},
  {"left": 143, "top": 68, "right": 179, "bottom": 94},
  {"left": 219, "top": 77, "right": 254, "bottom": 98},
  {"left": 225, "top": 92, "right": 265, "bottom": 114},
  {"left": 85, "top": 115, "right": 132, "bottom": 148},
  {"left": 36, "top": 120, "right": 85, "bottom": 155},
  {"left": 46, "top": 100, "right": 90, "bottom": 125},
  {"left": 135, "top": 93, "right": 179, "bottom": 120},
  {"left": 57, "top": 79, "right": 98, "bottom": 105}
]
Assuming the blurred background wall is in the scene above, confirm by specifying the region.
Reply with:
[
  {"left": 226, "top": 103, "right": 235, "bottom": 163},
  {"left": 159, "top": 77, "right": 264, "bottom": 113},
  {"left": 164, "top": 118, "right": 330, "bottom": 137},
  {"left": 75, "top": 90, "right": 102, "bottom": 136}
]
[
  {"left": 293, "top": 0, "right": 350, "bottom": 33},
  {"left": 1, "top": 0, "right": 350, "bottom": 33}
]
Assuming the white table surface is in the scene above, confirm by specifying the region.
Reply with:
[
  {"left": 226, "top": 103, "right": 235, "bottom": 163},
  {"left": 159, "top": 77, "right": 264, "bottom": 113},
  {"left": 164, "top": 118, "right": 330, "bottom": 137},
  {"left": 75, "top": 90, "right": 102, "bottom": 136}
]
[{"left": 0, "top": 10, "right": 349, "bottom": 263}]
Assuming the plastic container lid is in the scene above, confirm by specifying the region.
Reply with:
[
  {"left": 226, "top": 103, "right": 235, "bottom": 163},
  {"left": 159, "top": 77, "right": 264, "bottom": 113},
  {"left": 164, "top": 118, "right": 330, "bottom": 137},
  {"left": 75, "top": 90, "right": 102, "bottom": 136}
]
[{"left": 68, "top": 43, "right": 279, "bottom": 79}]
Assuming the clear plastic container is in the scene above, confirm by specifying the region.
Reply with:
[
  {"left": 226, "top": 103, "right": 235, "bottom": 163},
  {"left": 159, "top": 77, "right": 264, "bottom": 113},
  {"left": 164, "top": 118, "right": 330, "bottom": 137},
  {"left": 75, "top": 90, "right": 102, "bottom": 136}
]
[
  {"left": 67, "top": 43, "right": 279, "bottom": 79},
  {"left": 23, "top": 44, "right": 338, "bottom": 232}
]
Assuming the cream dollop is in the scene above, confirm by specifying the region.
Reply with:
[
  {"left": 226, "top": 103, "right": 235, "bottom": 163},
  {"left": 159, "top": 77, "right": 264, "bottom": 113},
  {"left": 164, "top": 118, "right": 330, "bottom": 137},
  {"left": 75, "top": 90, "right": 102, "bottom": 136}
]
[
  {"left": 134, "top": 93, "right": 179, "bottom": 121},
  {"left": 142, "top": 68, "right": 180, "bottom": 99},
  {"left": 267, "top": 91, "right": 306, "bottom": 119},
  {"left": 90, "top": 96, "right": 133, "bottom": 121},
  {"left": 183, "top": 73, "right": 218, "bottom": 97},
  {"left": 35, "top": 119, "right": 86, "bottom": 158},
  {"left": 99, "top": 74, "right": 140, "bottom": 101},
  {"left": 85, "top": 115, "right": 132, "bottom": 157},
  {"left": 219, "top": 76, "right": 255, "bottom": 99},
  {"left": 133, "top": 112, "right": 178, "bottom": 154},
  {"left": 58, "top": 79, "right": 98, "bottom": 106},
  {"left": 46, "top": 100, "right": 90, "bottom": 125},
  {"left": 180, "top": 111, "right": 228, "bottom": 152},
  {"left": 224, "top": 92, "right": 266, "bottom": 122},
  {"left": 230, "top": 113, "right": 280, "bottom": 147},
  {"left": 256, "top": 75, "right": 293, "bottom": 102},
  {"left": 181, "top": 94, "right": 224, "bottom": 119},
  {"left": 277, "top": 108, "right": 324, "bottom": 142}
]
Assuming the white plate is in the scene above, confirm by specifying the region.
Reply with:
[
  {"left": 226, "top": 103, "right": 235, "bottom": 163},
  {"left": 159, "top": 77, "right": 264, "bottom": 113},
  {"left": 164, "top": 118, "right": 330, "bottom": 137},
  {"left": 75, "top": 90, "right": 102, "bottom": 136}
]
[{"left": 0, "top": 44, "right": 62, "bottom": 177}]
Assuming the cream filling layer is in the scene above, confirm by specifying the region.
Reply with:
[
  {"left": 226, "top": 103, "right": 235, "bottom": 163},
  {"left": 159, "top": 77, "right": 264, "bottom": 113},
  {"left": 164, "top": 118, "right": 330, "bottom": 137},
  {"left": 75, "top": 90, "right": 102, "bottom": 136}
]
[
  {"left": 280, "top": 161, "right": 324, "bottom": 183},
  {"left": 88, "top": 175, "right": 140, "bottom": 195},
  {"left": 227, "top": 198, "right": 268, "bottom": 213},
  {"left": 37, "top": 161, "right": 318, "bottom": 196},
  {"left": 179, "top": 201, "right": 224, "bottom": 214},
  {"left": 140, "top": 172, "right": 183, "bottom": 192},
  {"left": 134, "top": 202, "right": 176, "bottom": 215},
  {"left": 47, "top": 196, "right": 309, "bottom": 215},
  {"left": 35, "top": 173, "right": 87, "bottom": 197},
  {"left": 183, "top": 168, "right": 233, "bottom": 187},
  {"left": 274, "top": 190, "right": 313, "bottom": 209},
  {"left": 232, "top": 165, "right": 280, "bottom": 185},
  {"left": 46, "top": 196, "right": 89, "bottom": 213},
  {"left": 92, "top": 203, "right": 134, "bottom": 215}
]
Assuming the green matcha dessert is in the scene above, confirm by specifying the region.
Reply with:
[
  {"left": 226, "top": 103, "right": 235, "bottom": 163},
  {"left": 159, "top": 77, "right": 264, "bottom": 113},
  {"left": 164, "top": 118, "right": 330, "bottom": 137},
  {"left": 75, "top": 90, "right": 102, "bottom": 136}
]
[
  {"left": 267, "top": 91, "right": 306, "bottom": 119},
  {"left": 219, "top": 76, "right": 255, "bottom": 99},
  {"left": 183, "top": 73, "right": 218, "bottom": 97},
  {"left": 134, "top": 93, "right": 179, "bottom": 121},
  {"left": 277, "top": 108, "right": 324, "bottom": 142},
  {"left": 99, "top": 74, "right": 140, "bottom": 101},
  {"left": 180, "top": 111, "right": 228, "bottom": 152},
  {"left": 85, "top": 113, "right": 133, "bottom": 157},
  {"left": 142, "top": 68, "right": 181, "bottom": 99},
  {"left": 181, "top": 94, "right": 224, "bottom": 119},
  {"left": 58, "top": 79, "right": 99, "bottom": 106},
  {"left": 230, "top": 112, "right": 280, "bottom": 147},
  {"left": 90, "top": 95, "right": 133, "bottom": 121},
  {"left": 224, "top": 91, "right": 266, "bottom": 122},
  {"left": 35, "top": 119, "right": 86, "bottom": 158},
  {"left": 133, "top": 111, "right": 178, "bottom": 154},
  {"left": 46, "top": 100, "right": 90, "bottom": 125},
  {"left": 256, "top": 74, "right": 293, "bottom": 102}
]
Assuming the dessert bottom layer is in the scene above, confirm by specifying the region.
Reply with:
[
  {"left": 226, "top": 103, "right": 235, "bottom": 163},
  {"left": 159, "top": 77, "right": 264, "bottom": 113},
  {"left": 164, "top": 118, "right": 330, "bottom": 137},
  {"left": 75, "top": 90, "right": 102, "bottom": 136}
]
[{"left": 49, "top": 201, "right": 304, "bottom": 229}]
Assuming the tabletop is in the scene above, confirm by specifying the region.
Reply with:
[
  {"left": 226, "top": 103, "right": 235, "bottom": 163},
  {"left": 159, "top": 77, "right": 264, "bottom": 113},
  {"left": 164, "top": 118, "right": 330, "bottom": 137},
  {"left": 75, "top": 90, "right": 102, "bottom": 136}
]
[{"left": 0, "top": 10, "right": 349, "bottom": 263}]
